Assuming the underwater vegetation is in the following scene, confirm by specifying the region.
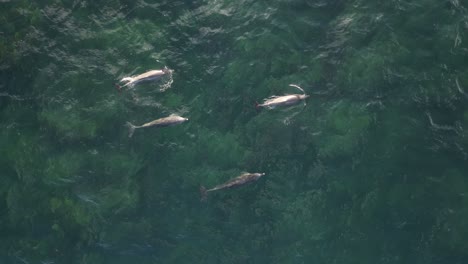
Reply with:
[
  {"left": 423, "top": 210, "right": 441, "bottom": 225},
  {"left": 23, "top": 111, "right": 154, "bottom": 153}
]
[{"left": 2, "top": 0, "right": 468, "bottom": 263}]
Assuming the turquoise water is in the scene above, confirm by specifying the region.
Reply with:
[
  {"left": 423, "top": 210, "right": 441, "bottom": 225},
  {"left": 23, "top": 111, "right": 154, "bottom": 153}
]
[{"left": 2, "top": 0, "right": 468, "bottom": 263}]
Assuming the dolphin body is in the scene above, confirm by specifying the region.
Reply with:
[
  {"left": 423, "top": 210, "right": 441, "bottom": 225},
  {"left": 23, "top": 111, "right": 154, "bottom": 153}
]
[
  {"left": 256, "top": 84, "right": 309, "bottom": 109},
  {"left": 126, "top": 114, "right": 188, "bottom": 138},
  {"left": 117, "top": 67, "right": 173, "bottom": 90},
  {"left": 200, "top": 172, "right": 265, "bottom": 201}
]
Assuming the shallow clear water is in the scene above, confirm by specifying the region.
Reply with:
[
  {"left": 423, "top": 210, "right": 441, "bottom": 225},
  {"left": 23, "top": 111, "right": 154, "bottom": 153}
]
[{"left": 2, "top": 0, "right": 468, "bottom": 263}]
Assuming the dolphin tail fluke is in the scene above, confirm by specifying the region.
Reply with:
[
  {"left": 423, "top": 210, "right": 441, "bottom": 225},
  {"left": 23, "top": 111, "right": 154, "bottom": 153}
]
[
  {"left": 115, "top": 83, "right": 122, "bottom": 92},
  {"left": 200, "top": 186, "right": 208, "bottom": 202},
  {"left": 120, "top": 77, "right": 134, "bottom": 83},
  {"left": 126, "top": 122, "right": 137, "bottom": 138},
  {"left": 117, "top": 77, "right": 134, "bottom": 91},
  {"left": 255, "top": 101, "right": 261, "bottom": 112}
]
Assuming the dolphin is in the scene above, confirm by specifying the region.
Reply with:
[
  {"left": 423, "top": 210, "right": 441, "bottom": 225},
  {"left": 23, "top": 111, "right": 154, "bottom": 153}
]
[
  {"left": 256, "top": 84, "right": 309, "bottom": 109},
  {"left": 116, "top": 67, "right": 173, "bottom": 90},
  {"left": 126, "top": 114, "right": 188, "bottom": 138},
  {"left": 200, "top": 172, "right": 265, "bottom": 201}
]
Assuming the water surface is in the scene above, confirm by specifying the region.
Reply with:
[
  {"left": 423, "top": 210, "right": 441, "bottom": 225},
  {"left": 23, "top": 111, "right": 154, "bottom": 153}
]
[{"left": 1, "top": 0, "right": 468, "bottom": 263}]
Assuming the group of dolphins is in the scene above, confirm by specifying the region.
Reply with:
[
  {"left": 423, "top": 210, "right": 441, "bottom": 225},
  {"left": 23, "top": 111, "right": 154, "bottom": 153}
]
[{"left": 116, "top": 67, "right": 309, "bottom": 200}]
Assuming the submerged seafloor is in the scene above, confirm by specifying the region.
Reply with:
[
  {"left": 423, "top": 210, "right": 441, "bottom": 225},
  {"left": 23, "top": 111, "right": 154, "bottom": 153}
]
[{"left": 1, "top": 0, "right": 468, "bottom": 263}]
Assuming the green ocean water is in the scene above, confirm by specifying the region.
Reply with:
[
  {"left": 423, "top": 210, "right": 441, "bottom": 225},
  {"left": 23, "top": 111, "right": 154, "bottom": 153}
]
[{"left": 1, "top": 0, "right": 468, "bottom": 263}]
